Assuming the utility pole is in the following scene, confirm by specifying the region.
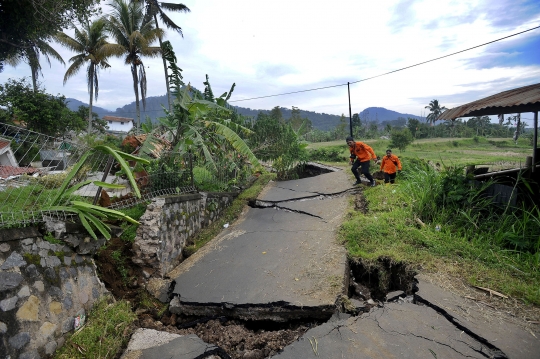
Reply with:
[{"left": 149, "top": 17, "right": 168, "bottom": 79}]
[{"left": 348, "top": 82, "right": 353, "bottom": 137}]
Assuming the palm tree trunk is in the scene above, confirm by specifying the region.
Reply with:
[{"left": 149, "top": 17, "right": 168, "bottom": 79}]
[
  {"left": 131, "top": 64, "right": 141, "bottom": 130},
  {"left": 31, "top": 67, "right": 38, "bottom": 93},
  {"left": 154, "top": 14, "right": 172, "bottom": 111},
  {"left": 88, "top": 68, "right": 94, "bottom": 133}
]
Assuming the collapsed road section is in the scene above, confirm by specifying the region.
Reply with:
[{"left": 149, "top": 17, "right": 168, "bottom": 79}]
[{"left": 168, "top": 167, "right": 352, "bottom": 322}]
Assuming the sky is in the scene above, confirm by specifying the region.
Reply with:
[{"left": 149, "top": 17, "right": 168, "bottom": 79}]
[{"left": 2, "top": 0, "right": 540, "bottom": 125}]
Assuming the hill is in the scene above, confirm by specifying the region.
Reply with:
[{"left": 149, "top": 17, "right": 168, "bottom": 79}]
[{"left": 65, "top": 95, "right": 423, "bottom": 131}]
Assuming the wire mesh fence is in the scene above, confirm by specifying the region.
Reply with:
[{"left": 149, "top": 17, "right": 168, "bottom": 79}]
[{"left": 0, "top": 123, "right": 255, "bottom": 227}]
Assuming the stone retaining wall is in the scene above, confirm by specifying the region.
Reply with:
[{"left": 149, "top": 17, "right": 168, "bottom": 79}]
[
  {"left": 0, "top": 227, "right": 109, "bottom": 359},
  {"left": 132, "top": 192, "right": 236, "bottom": 278}
]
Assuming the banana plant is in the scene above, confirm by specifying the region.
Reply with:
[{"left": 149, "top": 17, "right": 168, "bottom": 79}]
[
  {"left": 43, "top": 145, "right": 150, "bottom": 240},
  {"left": 137, "top": 41, "right": 261, "bottom": 173}
]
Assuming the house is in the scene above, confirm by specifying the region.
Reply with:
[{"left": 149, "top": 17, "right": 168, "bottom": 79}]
[
  {"left": 0, "top": 139, "right": 41, "bottom": 178},
  {"left": 102, "top": 116, "right": 134, "bottom": 133},
  {"left": 0, "top": 139, "right": 18, "bottom": 167}
]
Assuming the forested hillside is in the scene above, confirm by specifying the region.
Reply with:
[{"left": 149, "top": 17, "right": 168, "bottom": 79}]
[{"left": 66, "top": 95, "right": 423, "bottom": 131}]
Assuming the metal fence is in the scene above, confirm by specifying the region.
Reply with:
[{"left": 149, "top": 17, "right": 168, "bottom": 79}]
[{"left": 0, "top": 123, "right": 253, "bottom": 227}]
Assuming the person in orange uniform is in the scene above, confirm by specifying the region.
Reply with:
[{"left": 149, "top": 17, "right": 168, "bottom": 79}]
[
  {"left": 346, "top": 136, "right": 377, "bottom": 186},
  {"left": 379, "top": 149, "right": 402, "bottom": 184}
]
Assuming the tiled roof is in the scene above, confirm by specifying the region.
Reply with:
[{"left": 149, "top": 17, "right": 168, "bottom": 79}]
[
  {"left": 0, "top": 166, "right": 40, "bottom": 179},
  {"left": 0, "top": 139, "right": 10, "bottom": 150},
  {"left": 103, "top": 116, "right": 134, "bottom": 122}
]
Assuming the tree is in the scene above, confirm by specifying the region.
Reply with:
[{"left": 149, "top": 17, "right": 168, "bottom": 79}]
[
  {"left": 74, "top": 105, "right": 109, "bottom": 134},
  {"left": 142, "top": 0, "right": 190, "bottom": 111},
  {"left": 425, "top": 99, "right": 447, "bottom": 126},
  {"left": 287, "top": 106, "right": 312, "bottom": 136},
  {"left": 5, "top": 39, "right": 65, "bottom": 92},
  {"left": 389, "top": 128, "right": 414, "bottom": 152},
  {"left": 139, "top": 41, "right": 260, "bottom": 172},
  {"left": 269, "top": 106, "right": 284, "bottom": 123},
  {"left": 57, "top": 19, "right": 111, "bottom": 133},
  {"left": 103, "top": 0, "right": 163, "bottom": 129},
  {"left": 0, "top": 0, "right": 101, "bottom": 65},
  {"left": 0, "top": 78, "right": 85, "bottom": 136}
]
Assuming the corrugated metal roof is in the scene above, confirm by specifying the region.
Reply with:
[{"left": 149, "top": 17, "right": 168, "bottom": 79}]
[{"left": 438, "top": 82, "right": 540, "bottom": 120}]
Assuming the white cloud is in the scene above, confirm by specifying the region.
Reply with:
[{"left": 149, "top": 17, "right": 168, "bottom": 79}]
[{"left": 1, "top": 0, "right": 539, "bottom": 118}]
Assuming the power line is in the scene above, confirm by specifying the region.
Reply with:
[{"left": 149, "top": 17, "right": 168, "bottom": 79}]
[{"left": 229, "top": 25, "right": 540, "bottom": 103}]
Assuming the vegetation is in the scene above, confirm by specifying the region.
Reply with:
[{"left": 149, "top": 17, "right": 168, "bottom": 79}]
[
  {"left": 44, "top": 145, "right": 150, "bottom": 240},
  {"left": 248, "top": 109, "right": 308, "bottom": 179},
  {"left": 425, "top": 99, "right": 447, "bottom": 126},
  {"left": 102, "top": 0, "right": 163, "bottom": 128},
  {"left": 4, "top": 38, "right": 64, "bottom": 92},
  {"left": 389, "top": 128, "right": 413, "bottom": 152},
  {"left": 0, "top": 78, "right": 86, "bottom": 136},
  {"left": 56, "top": 18, "right": 111, "bottom": 133},
  {"left": 340, "top": 159, "right": 540, "bottom": 305},
  {"left": 0, "top": 0, "right": 100, "bottom": 70},
  {"left": 53, "top": 298, "right": 137, "bottom": 359},
  {"left": 143, "top": 0, "right": 190, "bottom": 110}
]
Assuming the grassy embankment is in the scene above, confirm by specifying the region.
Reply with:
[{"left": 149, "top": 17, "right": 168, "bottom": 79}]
[{"left": 309, "top": 137, "right": 539, "bottom": 307}]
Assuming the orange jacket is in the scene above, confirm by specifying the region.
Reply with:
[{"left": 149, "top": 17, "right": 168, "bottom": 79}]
[
  {"left": 380, "top": 154, "right": 402, "bottom": 174},
  {"left": 349, "top": 141, "right": 377, "bottom": 162}
]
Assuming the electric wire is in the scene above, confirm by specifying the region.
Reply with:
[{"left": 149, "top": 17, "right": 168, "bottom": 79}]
[{"left": 79, "top": 25, "right": 540, "bottom": 115}]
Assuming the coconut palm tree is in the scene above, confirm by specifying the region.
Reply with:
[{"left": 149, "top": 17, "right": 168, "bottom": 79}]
[
  {"left": 103, "top": 0, "right": 163, "bottom": 129},
  {"left": 5, "top": 39, "right": 65, "bottom": 92},
  {"left": 425, "top": 99, "right": 447, "bottom": 126},
  {"left": 142, "top": 0, "right": 190, "bottom": 111},
  {"left": 56, "top": 19, "right": 112, "bottom": 133}
]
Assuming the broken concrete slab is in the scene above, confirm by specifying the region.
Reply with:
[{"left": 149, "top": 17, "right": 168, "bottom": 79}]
[
  {"left": 258, "top": 170, "right": 352, "bottom": 202},
  {"left": 271, "top": 301, "right": 498, "bottom": 358},
  {"left": 169, "top": 193, "right": 349, "bottom": 321},
  {"left": 415, "top": 275, "right": 540, "bottom": 359},
  {"left": 386, "top": 290, "right": 405, "bottom": 302},
  {"left": 121, "top": 328, "right": 225, "bottom": 359}
]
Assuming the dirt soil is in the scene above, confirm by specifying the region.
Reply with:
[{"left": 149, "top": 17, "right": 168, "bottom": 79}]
[
  {"left": 141, "top": 315, "right": 311, "bottom": 359},
  {"left": 354, "top": 189, "right": 368, "bottom": 214},
  {"left": 95, "top": 237, "right": 144, "bottom": 302}
]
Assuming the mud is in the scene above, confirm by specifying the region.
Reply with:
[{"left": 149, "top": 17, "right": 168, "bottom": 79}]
[
  {"left": 95, "top": 237, "right": 143, "bottom": 301},
  {"left": 140, "top": 315, "right": 313, "bottom": 359}
]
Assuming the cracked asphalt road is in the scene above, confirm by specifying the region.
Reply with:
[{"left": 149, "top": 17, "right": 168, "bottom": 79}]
[
  {"left": 123, "top": 168, "right": 540, "bottom": 359},
  {"left": 169, "top": 169, "right": 350, "bottom": 322}
]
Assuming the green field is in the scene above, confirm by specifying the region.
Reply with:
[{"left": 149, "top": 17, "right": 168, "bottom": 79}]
[{"left": 307, "top": 137, "right": 533, "bottom": 171}]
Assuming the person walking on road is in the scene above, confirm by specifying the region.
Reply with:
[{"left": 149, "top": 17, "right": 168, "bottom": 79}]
[
  {"left": 346, "top": 136, "right": 377, "bottom": 186},
  {"left": 380, "top": 149, "right": 402, "bottom": 184}
]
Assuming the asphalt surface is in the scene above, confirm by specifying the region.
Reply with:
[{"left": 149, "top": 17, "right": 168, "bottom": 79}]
[
  {"left": 168, "top": 169, "right": 351, "bottom": 321},
  {"left": 123, "top": 168, "right": 540, "bottom": 359}
]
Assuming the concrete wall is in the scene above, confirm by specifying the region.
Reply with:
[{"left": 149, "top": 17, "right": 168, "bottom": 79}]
[
  {"left": 0, "top": 227, "right": 109, "bottom": 359},
  {"left": 132, "top": 192, "right": 236, "bottom": 278}
]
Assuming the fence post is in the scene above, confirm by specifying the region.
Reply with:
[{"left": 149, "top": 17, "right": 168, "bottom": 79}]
[{"left": 93, "top": 156, "right": 115, "bottom": 205}]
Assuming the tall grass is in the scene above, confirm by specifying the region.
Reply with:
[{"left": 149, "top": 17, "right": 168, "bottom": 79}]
[{"left": 401, "top": 160, "right": 540, "bottom": 256}]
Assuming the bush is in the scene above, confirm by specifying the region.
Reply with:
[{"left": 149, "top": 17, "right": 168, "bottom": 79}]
[{"left": 308, "top": 147, "right": 344, "bottom": 162}]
